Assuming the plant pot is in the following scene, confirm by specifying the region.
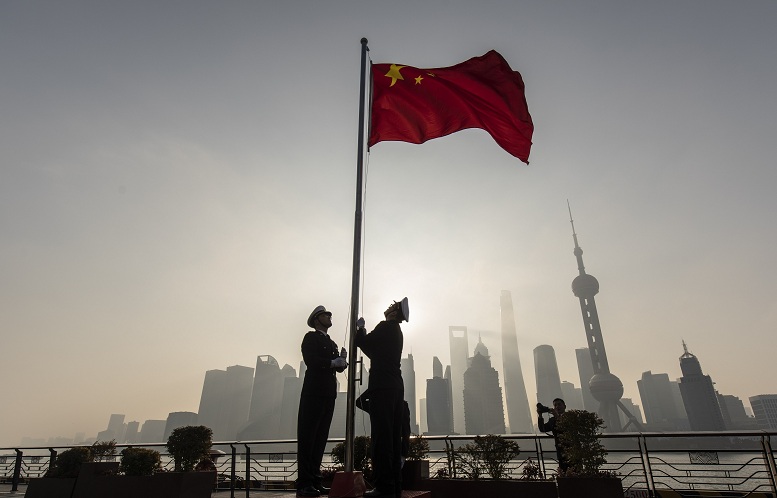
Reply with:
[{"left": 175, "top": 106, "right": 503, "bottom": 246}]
[
  {"left": 401, "top": 459, "right": 430, "bottom": 489},
  {"left": 24, "top": 477, "right": 77, "bottom": 498},
  {"left": 72, "top": 469, "right": 216, "bottom": 498},
  {"left": 416, "top": 478, "right": 558, "bottom": 498},
  {"left": 556, "top": 476, "right": 623, "bottom": 498}
]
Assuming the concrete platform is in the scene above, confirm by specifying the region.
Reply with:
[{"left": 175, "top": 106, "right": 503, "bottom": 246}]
[{"left": 0, "top": 484, "right": 431, "bottom": 498}]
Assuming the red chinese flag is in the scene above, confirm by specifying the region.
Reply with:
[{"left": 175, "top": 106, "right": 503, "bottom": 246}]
[{"left": 369, "top": 50, "right": 534, "bottom": 163}]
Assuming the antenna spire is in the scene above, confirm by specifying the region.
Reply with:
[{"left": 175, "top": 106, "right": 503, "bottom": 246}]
[{"left": 567, "top": 200, "right": 585, "bottom": 274}]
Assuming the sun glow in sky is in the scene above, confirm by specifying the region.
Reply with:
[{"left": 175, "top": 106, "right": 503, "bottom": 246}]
[{"left": 2, "top": 1, "right": 776, "bottom": 446}]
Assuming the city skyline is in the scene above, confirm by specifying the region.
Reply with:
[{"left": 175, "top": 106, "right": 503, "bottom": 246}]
[
  {"left": 3, "top": 1, "right": 777, "bottom": 446},
  {"left": 9, "top": 330, "right": 769, "bottom": 447}
]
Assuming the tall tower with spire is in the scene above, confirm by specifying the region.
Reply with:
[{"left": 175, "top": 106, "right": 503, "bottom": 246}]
[
  {"left": 500, "top": 290, "right": 533, "bottom": 433},
  {"left": 678, "top": 341, "right": 726, "bottom": 431},
  {"left": 568, "top": 204, "right": 641, "bottom": 432}
]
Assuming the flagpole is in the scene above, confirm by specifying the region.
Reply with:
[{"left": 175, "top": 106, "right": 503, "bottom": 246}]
[{"left": 344, "top": 37, "right": 369, "bottom": 473}]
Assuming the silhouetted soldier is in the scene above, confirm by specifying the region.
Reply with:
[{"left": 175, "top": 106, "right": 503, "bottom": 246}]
[
  {"left": 356, "top": 298, "right": 408, "bottom": 498},
  {"left": 297, "top": 306, "right": 347, "bottom": 497}
]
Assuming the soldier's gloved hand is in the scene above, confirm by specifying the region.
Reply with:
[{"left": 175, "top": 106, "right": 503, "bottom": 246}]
[
  {"left": 332, "top": 357, "right": 348, "bottom": 371},
  {"left": 356, "top": 317, "right": 365, "bottom": 329},
  {"left": 340, "top": 347, "right": 347, "bottom": 359}
]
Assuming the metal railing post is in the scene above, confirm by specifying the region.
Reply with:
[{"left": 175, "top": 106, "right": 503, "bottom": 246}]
[
  {"left": 48, "top": 447, "right": 58, "bottom": 476},
  {"left": 244, "top": 444, "right": 251, "bottom": 498},
  {"left": 11, "top": 449, "right": 23, "bottom": 492},
  {"left": 638, "top": 434, "right": 656, "bottom": 497},
  {"left": 535, "top": 434, "right": 547, "bottom": 478},
  {"left": 761, "top": 433, "right": 777, "bottom": 495},
  {"left": 229, "top": 444, "right": 236, "bottom": 498}
]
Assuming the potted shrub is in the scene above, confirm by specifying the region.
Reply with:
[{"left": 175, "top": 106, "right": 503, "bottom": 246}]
[
  {"left": 402, "top": 434, "right": 430, "bottom": 489},
  {"left": 418, "top": 434, "right": 556, "bottom": 498},
  {"left": 166, "top": 425, "right": 213, "bottom": 472},
  {"left": 555, "top": 409, "right": 623, "bottom": 498},
  {"left": 25, "top": 446, "right": 93, "bottom": 498},
  {"left": 119, "top": 447, "right": 161, "bottom": 476},
  {"left": 331, "top": 435, "right": 372, "bottom": 482}
]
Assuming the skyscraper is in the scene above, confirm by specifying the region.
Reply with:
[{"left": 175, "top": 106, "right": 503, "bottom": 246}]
[
  {"left": 449, "top": 326, "right": 469, "bottom": 434},
  {"left": 618, "top": 398, "right": 644, "bottom": 430},
  {"left": 718, "top": 393, "right": 757, "bottom": 430},
  {"left": 637, "top": 370, "right": 688, "bottom": 430},
  {"left": 198, "top": 364, "right": 255, "bottom": 441},
  {"left": 678, "top": 342, "right": 726, "bottom": 431},
  {"left": 560, "top": 381, "right": 584, "bottom": 410},
  {"left": 138, "top": 420, "right": 166, "bottom": 443},
  {"left": 568, "top": 207, "right": 640, "bottom": 431},
  {"left": 103, "top": 414, "right": 126, "bottom": 442},
  {"left": 279, "top": 373, "right": 303, "bottom": 439},
  {"left": 533, "top": 345, "right": 563, "bottom": 405},
  {"left": 749, "top": 395, "right": 777, "bottom": 430},
  {"left": 163, "top": 411, "right": 198, "bottom": 441},
  {"left": 575, "top": 348, "right": 597, "bottom": 412},
  {"left": 463, "top": 339, "right": 506, "bottom": 435},
  {"left": 425, "top": 357, "right": 453, "bottom": 435},
  {"left": 401, "top": 353, "right": 419, "bottom": 434},
  {"left": 124, "top": 421, "right": 140, "bottom": 444},
  {"left": 239, "top": 355, "right": 294, "bottom": 440},
  {"left": 499, "top": 290, "right": 533, "bottom": 433},
  {"left": 198, "top": 369, "right": 227, "bottom": 437}
]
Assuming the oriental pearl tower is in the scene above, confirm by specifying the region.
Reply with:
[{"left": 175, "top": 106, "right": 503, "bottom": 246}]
[{"left": 568, "top": 203, "right": 642, "bottom": 432}]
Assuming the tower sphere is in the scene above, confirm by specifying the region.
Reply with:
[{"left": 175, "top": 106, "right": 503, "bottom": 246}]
[
  {"left": 588, "top": 372, "right": 624, "bottom": 402},
  {"left": 572, "top": 273, "right": 599, "bottom": 297}
]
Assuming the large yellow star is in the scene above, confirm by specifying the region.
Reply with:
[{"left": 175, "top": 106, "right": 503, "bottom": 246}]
[
  {"left": 384, "top": 64, "right": 406, "bottom": 87},
  {"left": 415, "top": 75, "right": 423, "bottom": 85}
]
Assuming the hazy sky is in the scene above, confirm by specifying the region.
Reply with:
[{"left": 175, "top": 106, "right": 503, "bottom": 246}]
[{"left": 2, "top": 1, "right": 776, "bottom": 446}]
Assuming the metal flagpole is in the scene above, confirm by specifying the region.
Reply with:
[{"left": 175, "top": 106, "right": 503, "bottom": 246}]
[{"left": 344, "top": 37, "right": 369, "bottom": 473}]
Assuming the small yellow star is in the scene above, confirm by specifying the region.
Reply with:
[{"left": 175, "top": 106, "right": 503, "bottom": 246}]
[
  {"left": 384, "top": 64, "right": 406, "bottom": 87},
  {"left": 415, "top": 75, "right": 423, "bottom": 85}
]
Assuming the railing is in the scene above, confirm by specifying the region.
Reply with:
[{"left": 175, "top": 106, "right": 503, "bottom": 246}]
[{"left": 2, "top": 430, "right": 775, "bottom": 497}]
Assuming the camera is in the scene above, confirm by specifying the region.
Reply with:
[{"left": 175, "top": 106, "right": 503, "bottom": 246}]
[{"left": 536, "top": 402, "right": 551, "bottom": 414}]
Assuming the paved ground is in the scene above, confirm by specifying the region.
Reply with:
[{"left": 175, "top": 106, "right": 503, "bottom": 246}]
[{"left": 0, "top": 484, "right": 430, "bottom": 497}]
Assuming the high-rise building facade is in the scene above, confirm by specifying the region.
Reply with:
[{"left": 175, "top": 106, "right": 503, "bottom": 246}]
[
  {"left": 533, "top": 345, "right": 563, "bottom": 405},
  {"left": 560, "top": 381, "right": 584, "bottom": 410},
  {"left": 678, "top": 342, "right": 726, "bottom": 431},
  {"left": 198, "top": 364, "right": 255, "bottom": 441},
  {"left": 401, "top": 353, "right": 419, "bottom": 434},
  {"left": 718, "top": 394, "right": 758, "bottom": 430},
  {"left": 463, "top": 340, "right": 506, "bottom": 435},
  {"left": 124, "top": 421, "right": 140, "bottom": 444},
  {"left": 575, "top": 348, "right": 597, "bottom": 412},
  {"left": 449, "top": 326, "right": 469, "bottom": 434},
  {"left": 240, "top": 355, "right": 295, "bottom": 440},
  {"left": 163, "top": 411, "right": 198, "bottom": 441},
  {"left": 279, "top": 374, "right": 303, "bottom": 439},
  {"left": 749, "top": 395, "right": 777, "bottom": 430},
  {"left": 637, "top": 371, "right": 688, "bottom": 430},
  {"left": 499, "top": 290, "right": 533, "bottom": 434},
  {"left": 138, "top": 420, "right": 166, "bottom": 443},
  {"left": 425, "top": 357, "right": 453, "bottom": 435}
]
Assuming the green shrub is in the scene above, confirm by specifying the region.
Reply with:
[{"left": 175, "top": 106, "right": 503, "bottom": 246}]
[
  {"left": 455, "top": 434, "right": 520, "bottom": 479},
  {"left": 120, "top": 447, "right": 161, "bottom": 476},
  {"left": 166, "top": 426, "right": 213, "bottom": 472},
  {"left": 91, "top": 440, "right": 117, "bottom": 461},
  {"left": 556, "top": 409, "right": 612, "bottom": 477},
  {"left": 407, "top": 434, "right": 430, "bottom": 461},
  {"left": 47, "top": 447, "right": 92, "bottom": 477},
  {"left": 331, "top": 435, "right": 371, "bottom": 479}
]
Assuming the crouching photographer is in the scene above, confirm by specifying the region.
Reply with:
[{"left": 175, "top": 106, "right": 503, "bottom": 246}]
[{"left": 537, "top": 398, "right": 569, "bottom": 473}]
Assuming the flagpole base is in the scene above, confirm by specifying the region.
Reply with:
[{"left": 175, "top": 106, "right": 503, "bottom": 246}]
[{"left": 329, "top": 470, "right": 367, "bottom": 498}]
